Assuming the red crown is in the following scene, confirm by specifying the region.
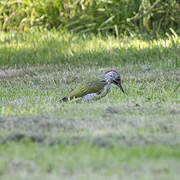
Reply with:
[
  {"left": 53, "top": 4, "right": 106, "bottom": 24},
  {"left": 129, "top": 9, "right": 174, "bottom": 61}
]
[{"left": 104, "top": 70, "right": 120, "bottom": 75}]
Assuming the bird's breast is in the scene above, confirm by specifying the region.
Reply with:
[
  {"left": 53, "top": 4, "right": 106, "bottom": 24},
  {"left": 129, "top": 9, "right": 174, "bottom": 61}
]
[{"left": 81, "top": 93, "right": 97, "bottom": 102}]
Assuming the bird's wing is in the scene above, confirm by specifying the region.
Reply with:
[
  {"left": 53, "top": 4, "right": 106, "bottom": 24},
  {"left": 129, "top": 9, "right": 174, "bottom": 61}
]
[
  {"left": 88, "top": 83, "right": 110, "bottom": 101},
  {"left": 69, "top": 78, "right": 107, "bottom": 99}
]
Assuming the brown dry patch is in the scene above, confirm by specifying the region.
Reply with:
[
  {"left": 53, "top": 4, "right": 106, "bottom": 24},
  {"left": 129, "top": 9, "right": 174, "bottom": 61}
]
[
  {"left": 0, "top": 68, "right": 24, "bottom": 78},
  {"left": 0, "top": 66, "right": 55, "bottom": 79}
]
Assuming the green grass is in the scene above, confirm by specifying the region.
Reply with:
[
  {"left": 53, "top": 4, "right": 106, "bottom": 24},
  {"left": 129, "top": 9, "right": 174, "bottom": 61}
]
[
  {"left": 0, "top": 30, "right": 180, "bottom": 179},
  {"left": 0, "top": 143, "right": 180, "bottom": 179}
]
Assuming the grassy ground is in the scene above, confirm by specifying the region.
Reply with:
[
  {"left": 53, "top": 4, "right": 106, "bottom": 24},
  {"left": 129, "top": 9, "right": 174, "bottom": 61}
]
[{"left": 0, "top": 30, "right": 180, "bottom": 179}]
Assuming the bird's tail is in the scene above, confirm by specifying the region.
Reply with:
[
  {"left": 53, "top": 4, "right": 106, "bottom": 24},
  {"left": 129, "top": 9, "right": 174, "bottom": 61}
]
[{"left": 59, "top": 97, "right": 68, "bottom": 104}]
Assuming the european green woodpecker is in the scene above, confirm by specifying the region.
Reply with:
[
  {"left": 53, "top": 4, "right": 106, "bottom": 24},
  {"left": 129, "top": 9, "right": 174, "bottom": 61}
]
[{"left": 60, "top": 70, "right": 125, "bottom": 103}]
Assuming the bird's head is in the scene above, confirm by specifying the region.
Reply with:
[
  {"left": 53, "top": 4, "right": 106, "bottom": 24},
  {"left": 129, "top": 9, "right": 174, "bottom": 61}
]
[{"left": 104, "top": 70, "right": 125, "bottom": 93}]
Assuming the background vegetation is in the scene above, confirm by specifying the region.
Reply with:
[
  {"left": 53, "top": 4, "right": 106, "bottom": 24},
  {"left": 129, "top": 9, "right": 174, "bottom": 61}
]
[{"left": 1, "top": 0, "right": 180, "bottom": 35}]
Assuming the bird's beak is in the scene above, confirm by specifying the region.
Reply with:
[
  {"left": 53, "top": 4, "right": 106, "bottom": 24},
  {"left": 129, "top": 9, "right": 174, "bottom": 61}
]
[
  {"left": 113, "top": 80, "right": 125, "bottom": 94},
  {"left": 118, "top": 83, "right": 125, "bottom": 94}
]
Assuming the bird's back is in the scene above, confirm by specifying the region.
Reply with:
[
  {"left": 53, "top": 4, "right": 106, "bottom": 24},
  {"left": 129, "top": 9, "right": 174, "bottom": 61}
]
[{"left": 69, "top": 78, "right": 107, "bottom": 99}]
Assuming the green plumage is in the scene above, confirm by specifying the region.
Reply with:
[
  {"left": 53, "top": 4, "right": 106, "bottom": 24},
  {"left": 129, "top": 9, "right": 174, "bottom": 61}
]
[
  {"left": 69, "top": 78, "right": 107, "bottom": 98},
  {"left": 59, "top": 70, "right": 125, "bottom": 103}
]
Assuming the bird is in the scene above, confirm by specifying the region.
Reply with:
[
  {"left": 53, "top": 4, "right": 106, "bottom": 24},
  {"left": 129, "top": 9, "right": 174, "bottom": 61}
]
[{"left": 59, "top": 70, "right": 125, "bottom": 103}]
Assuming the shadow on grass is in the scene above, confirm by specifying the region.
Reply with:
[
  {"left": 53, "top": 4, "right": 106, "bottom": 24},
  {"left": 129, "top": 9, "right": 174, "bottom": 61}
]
[
  {"left": 0, "top": 33, "right": 179, "bottom": 68},
  {"left": 2, "top": 131, "right": 179, "bottom": 147},
  {"left": 1, "top": 114, "right": 180, "bottom": 146}
]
